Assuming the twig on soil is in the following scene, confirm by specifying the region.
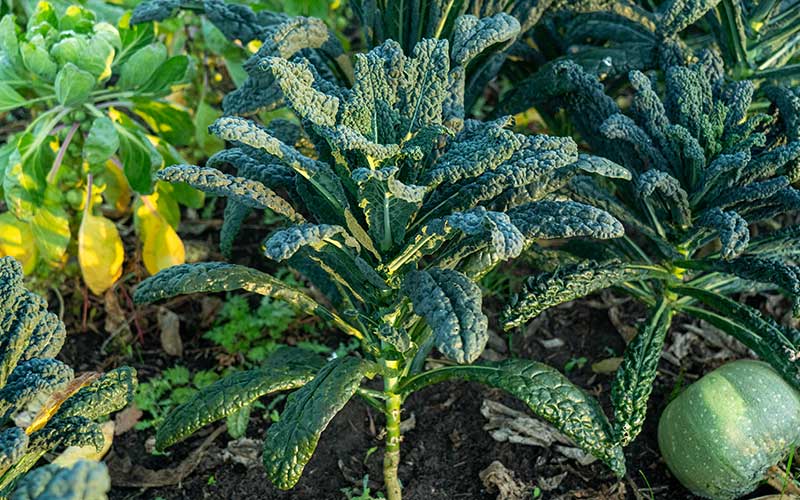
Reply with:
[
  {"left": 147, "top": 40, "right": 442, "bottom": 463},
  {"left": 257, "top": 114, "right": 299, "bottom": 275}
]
[{"left": 107, "top": 425, "right": 227, "bottom": 489}]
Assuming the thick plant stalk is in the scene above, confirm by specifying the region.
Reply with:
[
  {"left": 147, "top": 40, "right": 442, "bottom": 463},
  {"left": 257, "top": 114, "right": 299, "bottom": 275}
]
[{"left": 383, "top": 360, "right": 403, "bottom": 500}]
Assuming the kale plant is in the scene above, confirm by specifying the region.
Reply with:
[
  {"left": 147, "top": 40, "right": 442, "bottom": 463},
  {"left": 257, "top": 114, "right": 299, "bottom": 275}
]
[
  {"left": 706, "top": 0, "right": 800, "bottom": 81},
  {"left": 9, "top": 460, "right": 110, "bottom": 500},
  {"left": 0, "top": 256, "right": 136, "bottom": 496},
  {"left": 503, "top": 54, "right": 800, "bottom": 448},
  {"left": 0, "top": 2, "right": 202, "bottom": 291},
  {"left": 133, "top": 28, "right": 634, "bottom": 498}
]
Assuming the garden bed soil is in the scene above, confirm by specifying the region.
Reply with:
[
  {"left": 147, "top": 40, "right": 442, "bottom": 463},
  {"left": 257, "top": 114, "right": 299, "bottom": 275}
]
[{"left": 54, "top": 284, "right": 790, "bottom": 500}]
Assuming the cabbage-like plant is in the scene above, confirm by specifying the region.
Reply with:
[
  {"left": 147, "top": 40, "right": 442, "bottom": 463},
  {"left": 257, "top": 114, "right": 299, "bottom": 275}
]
[
  {"left": 502, "top": 53, "right": 800, "bottom": 448},
  {"left": 0, "top": 256, "right": 136, "bottom": 496},
  {"left": 0, "top": 2, "right": 202, "bottom": 290},
  {"left": 133, "top": 26, "right": 635, "bottom": 499}
]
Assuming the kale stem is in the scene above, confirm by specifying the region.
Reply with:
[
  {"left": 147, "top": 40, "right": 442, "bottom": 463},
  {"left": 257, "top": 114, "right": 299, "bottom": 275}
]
[{"left": 382, "top": 360, "right": 403, "bottom": 500}]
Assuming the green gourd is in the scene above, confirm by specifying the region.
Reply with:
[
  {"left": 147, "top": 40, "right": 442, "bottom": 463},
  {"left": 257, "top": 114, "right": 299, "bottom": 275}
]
[{"left": 658, "top": 360, "right": 800, "bottom": 499}]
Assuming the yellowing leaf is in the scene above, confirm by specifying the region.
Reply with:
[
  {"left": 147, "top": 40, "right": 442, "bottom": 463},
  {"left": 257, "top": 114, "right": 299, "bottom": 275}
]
[
  {"left": 79, "top": 182, "right": 124, "bottom": 295},
  {"left": 26, "top": 372, "right": 101, "bottom": 435},
  {"left": 102, "top": 160, "right": 132, "bottom": 214},
  {"left": 137, "top": 195, "right": 185, "bottom": 275},
  {"left": 0, "top": 212, "right": 37, "bottom": 274}
]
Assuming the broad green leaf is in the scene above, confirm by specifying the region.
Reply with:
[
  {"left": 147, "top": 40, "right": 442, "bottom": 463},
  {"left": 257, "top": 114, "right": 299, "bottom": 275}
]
[
  {"left": 93, "top": 22, "right": 121, "bottom": 51},
  {"left": 78, "top": 190, "right": 124, "bottom": 295},
  {"left": 59, "top": 4, "right": 96, "bottom": 33},
  {"left": 118, "top": 43, "right": 166, "bottom": 89},
  {"left": 83, "top": 117, "right": 119, "bottom": 165},
  {"left": 31, "top": 204, "right": 70, "bottom": 266},
  {"left": 3, "top": 134, "right": 51, "bottom": 221},
  {"left": 54, "top": 63, "right": 95, "bottom": 106},
  {"left": 399, "top": 360, "right": 626, "bottom": 477},
  {"left": 156, "top": 348, "right": 325, "bottom": 449},
  {"left": 0, "top": 213, "right": 37, "bottom": 274},
  {"left": 0, "top": 83, "right": 25, "bottom": 112},
  {"left": 194, "top": 101, "right": 224, "bottom": 156},
  {"left": 610, "top": 300, "right": 673, "bottom": 446},
  {"left": 20, "top": 40, "right": 57, "bottom": 81},
  {"left": 263, "top": 357, "right": 367, "bottom": 489},
  {"left": 139, "top": 55, "right": 190, "bottom": 95},
  {"left": 0, "top": 15, "right": 21, "bottom": 68},
  {"left": 112, "top": 112, "right": 161, "bottom": 194},
  {"left": 50, "top": 35, "right": 114, "bottom": 81},
  {"left": 226, "top": 405, "right": 251, "bottom": 439},
  {"left": 132, "top": 100, "right": 193, "bottom": 146},
  {"left": 402, "top": 268, "right": 488, "bottom": 364}
]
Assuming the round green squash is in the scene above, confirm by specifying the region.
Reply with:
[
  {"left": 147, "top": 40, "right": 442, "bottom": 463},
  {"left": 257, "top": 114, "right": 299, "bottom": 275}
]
[{"left": 658, "top": 360, "right": 800, "bottom": 500}]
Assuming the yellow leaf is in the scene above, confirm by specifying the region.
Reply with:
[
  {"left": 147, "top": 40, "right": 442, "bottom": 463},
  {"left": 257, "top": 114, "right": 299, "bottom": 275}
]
[
  {"left": 0, "top": 213, "right": 37, "bottom": 274},
  {"left": 26, "top": 372, "right": 101, "bottom": 435},
  {"left": 138, "top": 195, "right": 185, "bottom": 275},
  {"left": 79, "top": 183, "right": 124, "bottom": 295},
  {"left": 102, "top": 160, "right": 132, "bottom": 214}
]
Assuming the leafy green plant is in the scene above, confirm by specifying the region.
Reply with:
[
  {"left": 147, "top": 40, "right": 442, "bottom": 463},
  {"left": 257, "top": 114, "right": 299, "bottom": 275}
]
[
  {"left": 130, "top": 0, "right": 580, "bottom": 118},
  {"left": 707, "top": 0, "right": 800, "bottom": 81},
  {"left": 10, "top": 460, "right": 111, "bottom": 500},
  {"left": 0, "top": 2, "right": 202, "bottom": 291},
  {"left": 502, "top": 53, "right": 800, "bottom": 448},
  {"left": 0, "top": 256, "right": 136, "bottom": 496},
  {"left": 133, "top": 366, "right": 219, "bottom": 432},
  {"left": 132, "top": 24, "right": 635, "bottom": 499}
]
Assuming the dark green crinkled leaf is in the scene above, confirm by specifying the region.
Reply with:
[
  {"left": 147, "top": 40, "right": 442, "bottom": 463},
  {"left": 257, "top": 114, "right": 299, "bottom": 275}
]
[
  {"left": 0, "top": 429, "right": 27, "bottom": 477},
  {"left": 52, "top": 367, "right": 136, "bottom": 422},
  {"left": 157, "top": 348, "right": 325, "bottom": 449},
  {"left": 263, "top": 357, "right": 367, "bottom": 489},
  {"left": 674, "top": 286, "right": 800, "bottom": 390},
  {"left": 399, "top": 360, "right": 626, "bottom": 477},
  {"left": 502, "top": 261, "right": 664, "bottom": 330},
  {"left": 133, "top": 262, "right": 360, "bottom": 337},
  {"left": 10, "top": 461, "right": 110, "bottom": 500},
  {"left": 508, "top": 200, "right": 624, "bottom": 242},
  {"left": 156, "top": 166, "right": 304, "bottom": 223},
  {"left": 402, "top": 268, "right": 488, "bottom": 364},
  {"left": 610, "top": 300, "right": 673, "bottom": 446}
]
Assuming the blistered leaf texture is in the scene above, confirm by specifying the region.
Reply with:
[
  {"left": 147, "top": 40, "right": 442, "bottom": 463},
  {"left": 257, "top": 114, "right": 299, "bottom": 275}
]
[
  {"left": 402, "top": 360, "right": 626, "bottom": 476},
  {"left": 157, "top": 166, "right": 304, "bottom": 223},
  {"left": 157, "top": 348, "right": 325, "bottom": 449},
  {"left": 403, "top": 268, "right": 488, "bottom": 364},
  {"left": 263, "top": 357, "right": 366, "bottom": 489},
  {"left": 611, "top": 301, "right": 672, "bottom": 445},
  {"left": 502, "top": 261, "right": 660, "bottom": 330},
  {"left": 10, "top": 460, "right": 110, "bottom": 500}
]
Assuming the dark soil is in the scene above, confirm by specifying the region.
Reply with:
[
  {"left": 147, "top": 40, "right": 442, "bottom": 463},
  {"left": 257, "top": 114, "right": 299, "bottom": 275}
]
[
  {"left": 57, "top": 290, "right": 777, "bottom": 500},
  {"left": 51, "top": 214, "right": 790, "bottom": 500}
]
